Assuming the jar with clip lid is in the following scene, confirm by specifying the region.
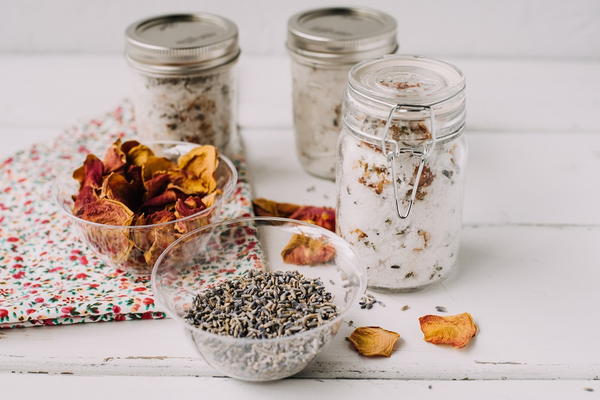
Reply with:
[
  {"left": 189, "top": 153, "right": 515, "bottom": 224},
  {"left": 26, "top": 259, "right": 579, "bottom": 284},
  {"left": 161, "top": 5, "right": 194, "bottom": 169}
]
[{"left": 336, "top": 55, "right": 467, "bottom": 291}]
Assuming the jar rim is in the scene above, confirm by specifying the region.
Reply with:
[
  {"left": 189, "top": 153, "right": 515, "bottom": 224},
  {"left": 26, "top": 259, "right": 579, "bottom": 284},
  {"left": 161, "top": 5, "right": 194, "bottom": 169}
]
[
  {"left": 126, "top": 50, "right": 240, "bottom": 76},
  {"left": 348, "top": 55, "right": 466, "bottom": 107}
]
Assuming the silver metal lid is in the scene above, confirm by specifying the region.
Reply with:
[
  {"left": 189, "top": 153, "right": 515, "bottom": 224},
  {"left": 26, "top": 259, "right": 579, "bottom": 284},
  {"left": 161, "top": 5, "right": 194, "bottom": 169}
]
[
  {"left": 125, "top": 13, "right": 240, "bottom": 75},
  {"left": 287, "top": 7, "right": 397, "bottom": 64}
]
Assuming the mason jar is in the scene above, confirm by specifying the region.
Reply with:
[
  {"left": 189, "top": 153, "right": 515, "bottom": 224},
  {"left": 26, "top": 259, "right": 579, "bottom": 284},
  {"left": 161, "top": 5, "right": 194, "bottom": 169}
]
[
  {"left": 125, "top": 13, "right": 240, "bottom": 149},
  {"left": 287, "top": 7, "right": 397, "bottom": 180},
  {"left": 336, "top": 55, "right": 467, "bottom": 291}
]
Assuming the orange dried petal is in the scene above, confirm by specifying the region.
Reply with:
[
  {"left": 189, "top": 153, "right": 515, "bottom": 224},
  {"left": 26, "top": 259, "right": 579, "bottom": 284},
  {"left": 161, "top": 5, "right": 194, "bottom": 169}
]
[
  {"left": 143, "top": 224, "right": 178, "bottom": 267},
  {"left": 419, "top": 312, "right": 478, "bottom": 349},
  {"left": 167, "top": 170, "right": 216, "bottom": 195},
  {"left": 177, "top": 145, "right": 218, "bottom": 176},
  {"left": 127, "top": 143, "right": 154, "bottom": 166},
  {"left": 347, "top": 326, "right": 400, "bottom": 357},
  {"left": 171, "top": 145, "right": 219, "bottom": 194},
  {"left": 201, "top": 191, "right": 219, "bottom": 208},
  {"left": 252, "top": 198, "right": 300, "bottom": 217},
  {"left": 281, "top": 234, "right": 336, "bottom": 266},
  {"left": 142, "top": 156, "right": 176, "bottom": 181}
]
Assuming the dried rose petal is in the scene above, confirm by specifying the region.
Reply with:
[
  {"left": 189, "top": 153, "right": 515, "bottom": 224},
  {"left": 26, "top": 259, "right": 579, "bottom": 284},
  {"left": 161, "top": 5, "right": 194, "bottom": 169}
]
[
  {"left": 252, "top": 199, "right": 335, "bottom": 231},
  {"left": 127, "top": 143, "right": 154, "bottom": 166},
  {"left": 253, "top": 198, "right": 300, "bottom": 217},
  {"left": 175, "top": 196, "right": 207, "bottom": 218},
  {"left": 73, "top": 185, "right": 98, "bottom": 214},
  {"left": 347, "top": 327, "right": 400, "bottom": 357},
  {"left": 143, "top": 225, "right": 178, "bottom": 266},
  {"left": 281, "top": 234, "right": 336, "bottom": 266},
  {"left": 142, "top": 156, "right": 176, "bottom": 181},
  {"left": 419, "top": 312, "right": 478, "bottom": 349},
  {"left": 289, "top": 206, "right": 336, "bottom": 232},
  {"left": 103, "top": 139, "right": 127, "bottom": 173},
  {"left": 201, "top": 192, "right": 218, "bottom": 208},
  {"left": 142, "top": 189, "right": 178, "bottom": 209},
  {"left": 168, "top": 171, "right": 216, "bottom": 195},
  {"left": 73, "top": 154, "right": 104, "bottom": 189},
  {"left": 100, "top": 172, "right": 142, "bottom": 211},
  {"left": 169, "top": 145, "right": 219, "bottom": 195},
  {"left": 75, "top": 198, "right": 133, "bottom": 226},
  {"left": 120, "top": 140, "right": 141, "bottom": 155},
  {"left": 144, "top": 173, "right": 171, "bottom": 199},
  {"left": 146, "top": 209, "right": 176, "bottom": 225},
  {"left": 177, "top": 145, "right": 218, "bottom": 176},
  {"left": 127, "top": 165, "right": 143, "bottom": 189}
]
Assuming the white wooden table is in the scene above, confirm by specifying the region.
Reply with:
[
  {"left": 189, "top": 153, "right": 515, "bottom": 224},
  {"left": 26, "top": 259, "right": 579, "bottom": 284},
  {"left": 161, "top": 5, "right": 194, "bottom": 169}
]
[{"left": 1, "top": 55, "right": 599, "bottom": 399}]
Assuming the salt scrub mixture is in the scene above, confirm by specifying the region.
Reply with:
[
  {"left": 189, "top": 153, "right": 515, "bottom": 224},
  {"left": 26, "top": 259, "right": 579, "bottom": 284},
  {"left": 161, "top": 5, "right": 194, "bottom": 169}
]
[
  {"left": 130, "top": 68, "right": 235, "bottom": 147},
  {"left": 126, "top": 13, "right": 239, "bottom": 149},
  {"left": 287, "top": 7, "right": 397, "bottom": 180},
  {"left": 336, "top": 55, "right": 467, "bottom": 291},
  {"left": 290, "top": 62, "right": 349, "bottom": 179}
]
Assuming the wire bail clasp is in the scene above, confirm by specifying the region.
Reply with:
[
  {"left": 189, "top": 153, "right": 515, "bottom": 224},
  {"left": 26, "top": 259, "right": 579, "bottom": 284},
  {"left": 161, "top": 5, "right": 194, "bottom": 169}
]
[{"left": 380, "top": 104, "right": 437, "bottom": 219}]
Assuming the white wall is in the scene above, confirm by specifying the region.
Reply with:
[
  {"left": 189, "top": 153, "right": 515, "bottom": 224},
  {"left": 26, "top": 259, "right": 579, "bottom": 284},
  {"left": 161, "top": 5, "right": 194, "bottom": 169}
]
[{"left": 2, "top": 0, "right": 599, "bottom": 59}]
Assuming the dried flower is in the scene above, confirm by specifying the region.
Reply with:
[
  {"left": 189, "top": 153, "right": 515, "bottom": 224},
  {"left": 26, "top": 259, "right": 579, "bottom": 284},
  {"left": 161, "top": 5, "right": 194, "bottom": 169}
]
[
  {"left": 347, "top": 326, "right": 400, "bottom": 357},
  {"left": 252, "top": 198, "right": 335, "bottom": 232},
  {"left": 281, "top": 234, "right": 336, "bottom": 266},
  {"left": 419, "top": 312, "right": 477, "bottom": 348}
]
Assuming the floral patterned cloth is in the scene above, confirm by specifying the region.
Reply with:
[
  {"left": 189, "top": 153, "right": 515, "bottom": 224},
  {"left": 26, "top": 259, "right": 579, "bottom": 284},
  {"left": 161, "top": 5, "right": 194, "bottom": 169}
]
[{"left": 0, "top": 103, "right": 256, "bottom": 328}]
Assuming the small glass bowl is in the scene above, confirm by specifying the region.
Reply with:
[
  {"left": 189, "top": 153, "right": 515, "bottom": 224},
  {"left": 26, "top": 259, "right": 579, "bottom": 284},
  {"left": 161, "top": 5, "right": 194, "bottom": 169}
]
[
  {"left": 55, "top": 140, "right": 238, "bottom": 274},
  {"left": 152, "top": 217, "right": 366, "bottom": 381}
]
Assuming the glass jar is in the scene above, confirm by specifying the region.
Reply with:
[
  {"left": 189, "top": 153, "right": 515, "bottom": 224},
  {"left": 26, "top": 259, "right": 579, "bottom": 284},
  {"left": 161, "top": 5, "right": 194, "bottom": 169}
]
[
  {"left": 125, "top": 13, "right": 240, "bottom": 149},
  {"left": 287, "top": 7, "right": 397, "bottom": 180},
  {"left": 336, "top": 55, "right": 467, "bottom": 291}
]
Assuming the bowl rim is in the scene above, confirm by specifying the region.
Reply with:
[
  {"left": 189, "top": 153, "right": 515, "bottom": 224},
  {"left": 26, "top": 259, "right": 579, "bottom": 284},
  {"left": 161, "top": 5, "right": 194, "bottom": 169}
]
[
  {"left": 54, "top": 140, "right": 238, "bottom": 230},
  {"left": 151, "top": 216, "right": 367, "bottom": 344}
]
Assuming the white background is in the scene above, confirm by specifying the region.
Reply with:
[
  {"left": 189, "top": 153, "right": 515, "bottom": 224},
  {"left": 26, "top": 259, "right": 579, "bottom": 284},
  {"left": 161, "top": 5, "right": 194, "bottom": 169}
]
[{"left": 2, "top": 0, "right": 600, "bottom": 59}]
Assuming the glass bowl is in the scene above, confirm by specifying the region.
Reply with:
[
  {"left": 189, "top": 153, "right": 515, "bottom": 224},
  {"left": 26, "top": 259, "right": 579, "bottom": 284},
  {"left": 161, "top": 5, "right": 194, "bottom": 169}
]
[
  {"left": 55, "top": 140, "right": 238, "bottom": 274},
  {"left": 151, "top": 217, "right": 366, "bottom": 381}
]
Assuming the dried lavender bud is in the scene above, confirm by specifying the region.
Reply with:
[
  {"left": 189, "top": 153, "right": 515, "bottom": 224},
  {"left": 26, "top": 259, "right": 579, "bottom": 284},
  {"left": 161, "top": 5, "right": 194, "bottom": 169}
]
[
  {"left": 359, "top": 293, "right": 379, "bottom": 310},
  {"left": 185, "top": 270, "right": 338, "bottom": 339}
]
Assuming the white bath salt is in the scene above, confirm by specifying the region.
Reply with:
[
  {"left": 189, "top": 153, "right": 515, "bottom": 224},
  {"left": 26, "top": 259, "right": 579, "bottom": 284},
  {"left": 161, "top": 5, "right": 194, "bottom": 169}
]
[
  {"left": 291, "top": 62, "right": 349, "bottom": 179},
  {"left": 131, "top": 68, "right": 235, "bottom": 148},
  {"left": 337, "top": 129, "right": 466, "bottom": 290},
  {"left": 287, "top": 7, "right": 398, "bottom": 180}
]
